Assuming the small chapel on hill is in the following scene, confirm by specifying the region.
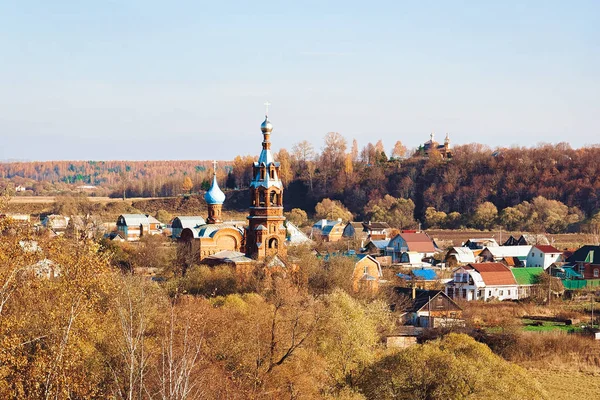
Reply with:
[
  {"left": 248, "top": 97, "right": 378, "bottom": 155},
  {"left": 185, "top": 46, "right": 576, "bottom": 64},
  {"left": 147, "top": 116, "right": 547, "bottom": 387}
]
[{"left": 179, "top": 108, "right": 288, "bottom": 266}]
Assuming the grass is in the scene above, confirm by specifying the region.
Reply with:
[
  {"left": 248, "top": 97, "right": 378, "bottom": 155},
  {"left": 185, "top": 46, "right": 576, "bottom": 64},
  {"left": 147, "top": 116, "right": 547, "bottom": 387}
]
[
  {"left": 521, "top": 319, "right": 584, "bottom": 333},
  {"left": 528, "top": 367, "right": 600, "bottom": 399}
]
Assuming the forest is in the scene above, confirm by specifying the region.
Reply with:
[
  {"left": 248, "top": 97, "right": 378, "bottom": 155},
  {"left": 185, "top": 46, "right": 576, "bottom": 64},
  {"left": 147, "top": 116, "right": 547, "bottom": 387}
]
[{"left": 2, "top": 137, "right": 600, "bottom": 233}]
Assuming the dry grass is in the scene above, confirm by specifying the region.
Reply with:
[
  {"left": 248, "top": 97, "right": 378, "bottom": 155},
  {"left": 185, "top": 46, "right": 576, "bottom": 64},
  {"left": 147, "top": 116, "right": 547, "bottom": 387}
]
[{"left": 528, "top": 367, "right": 600, "bottom": 399}]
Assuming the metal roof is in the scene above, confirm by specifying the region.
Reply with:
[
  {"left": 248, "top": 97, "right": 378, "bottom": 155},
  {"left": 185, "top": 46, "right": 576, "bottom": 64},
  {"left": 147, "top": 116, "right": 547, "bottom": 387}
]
[{"left": 512, "top": 267, "right": 544, "bottom": 285}]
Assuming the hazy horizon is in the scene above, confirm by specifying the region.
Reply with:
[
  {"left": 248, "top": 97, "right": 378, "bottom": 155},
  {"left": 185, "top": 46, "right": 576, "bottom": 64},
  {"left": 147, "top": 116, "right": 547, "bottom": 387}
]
[{"left": 1, "top": 1, "right": 598, "bottom": 161}]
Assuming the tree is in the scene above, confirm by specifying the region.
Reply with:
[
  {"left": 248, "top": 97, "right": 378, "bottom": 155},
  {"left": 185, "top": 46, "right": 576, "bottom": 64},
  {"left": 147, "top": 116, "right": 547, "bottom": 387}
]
[
  {"left": 155, "top": 209, "right": 172, "bottom": 224},
  {"left": 275, "top": 149, "right": 293, "bottom": 186},
  {"left": 285, "top": 208, "right": 308, "bottom": 227},
  {"left": 182, "top": 176, "right": 193, "bottom": 194},
  {"left": 359, "top": 334, "right": 547, "bottom": 400},
  {"left": 424, "top": 207, "right": 447, "bottom": 229},
  {"left": 315, "top": 199, "right": 353, "bottom": 222},
  {"left": 391, "top": 141, "right": 407, "bottom": 159},
  {"left": 317, "top": 290, "right": 391, "bottom": 391},
  {"left": 364, "top": 195, "right": 416, "bottom": 229},
  {"left": 472, "top": 202, "right": 498, "bottom": 230}
]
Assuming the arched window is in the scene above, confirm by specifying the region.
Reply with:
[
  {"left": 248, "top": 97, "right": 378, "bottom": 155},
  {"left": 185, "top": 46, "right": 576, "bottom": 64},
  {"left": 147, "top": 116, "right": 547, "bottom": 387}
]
[
  {"left": 268, "top": 238, "right": 278, "bottom": 249},
  {"left": 270, "top": 169, "right": 275, "bottom": 179},
  {"left": 259, "top": 191, "right": 266, "bottom": 206},
  {"left": 270, "top": 191, "right": 276, "bottom": 205},
  {"left": 260, "top": 168, "right": 265, "bottom": 180}
]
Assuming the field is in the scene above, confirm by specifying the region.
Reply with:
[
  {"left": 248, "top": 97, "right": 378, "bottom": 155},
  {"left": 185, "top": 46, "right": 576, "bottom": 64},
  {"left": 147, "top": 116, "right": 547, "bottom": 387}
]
[
  {"left": 8, "top": 196, "right": 159, "bottom": 204},
  {"left": 528, "top": 367, "right": 600, "bottom": 399}
]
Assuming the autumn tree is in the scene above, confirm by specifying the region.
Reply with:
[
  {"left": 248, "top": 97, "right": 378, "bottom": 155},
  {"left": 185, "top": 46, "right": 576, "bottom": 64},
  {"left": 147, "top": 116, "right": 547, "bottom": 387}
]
[
  {"left": 315, "top": 198, "right": 353, "bottom": 222},
  {"left": 391, "top": 140, "right": 408, "bottom": 159},
  {"left": 364, "top": 195, "right": 416, "bottom": 229},
  {"left": 359, "top": 334, "right": 547, "bottom": 400},
  {"left": 285, "top": 208, "right": 309, "bottom": 227},
  {"left": 182, "top": 175, "right": 193, "bottom": 194},
  {"left": 424, "top": 207, "right": 447, "bottom": 229},
  {"left": 472, "top": 201, "right": 498, "bottom": 230}
]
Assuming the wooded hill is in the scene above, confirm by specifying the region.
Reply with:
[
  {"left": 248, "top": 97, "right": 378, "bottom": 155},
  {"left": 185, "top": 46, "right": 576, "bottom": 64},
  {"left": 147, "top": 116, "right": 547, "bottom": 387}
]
[{"left": 2, "top": 139, "right": 600, "bottom": 232}]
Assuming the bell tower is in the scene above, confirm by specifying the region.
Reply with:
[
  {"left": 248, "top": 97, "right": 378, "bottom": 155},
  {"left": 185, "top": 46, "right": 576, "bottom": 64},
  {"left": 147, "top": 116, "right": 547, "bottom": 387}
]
[{"left": 245, "top": 103, "right": 287, "bottom": 260}]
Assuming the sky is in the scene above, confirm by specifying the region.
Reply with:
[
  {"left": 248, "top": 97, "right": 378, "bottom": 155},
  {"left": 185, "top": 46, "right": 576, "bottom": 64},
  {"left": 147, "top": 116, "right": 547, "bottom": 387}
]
[{"left": 0, "top": 0, "right": 598, "bottom": 161}]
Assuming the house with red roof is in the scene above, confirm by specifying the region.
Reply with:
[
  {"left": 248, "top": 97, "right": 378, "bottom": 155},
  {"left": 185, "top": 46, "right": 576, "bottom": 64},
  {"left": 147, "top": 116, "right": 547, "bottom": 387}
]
[
  {"left": 445, "top": 262, "right": 519, "bottom": 301},
  {"left": 385, "top": 232, "right": 438, "bottom": 263},
  {"left": 526, "top": 245, "right": 562, "bottom": 270}
]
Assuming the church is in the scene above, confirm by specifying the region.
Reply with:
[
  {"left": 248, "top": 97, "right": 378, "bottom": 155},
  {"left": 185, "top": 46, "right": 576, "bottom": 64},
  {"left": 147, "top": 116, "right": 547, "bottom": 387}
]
[
  {"left": 179, "top": 108, "right": 288, "bottom": 266},
  {"left": 418, "top": 132, "right": 453, "bottom": 159}
]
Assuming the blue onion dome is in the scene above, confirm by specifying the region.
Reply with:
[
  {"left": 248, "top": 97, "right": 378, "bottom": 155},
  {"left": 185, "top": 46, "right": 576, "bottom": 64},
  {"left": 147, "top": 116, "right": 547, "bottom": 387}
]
[
  {"left": 204, "top": 175, "right": 226, "bottom": 205},
  {"left": 261, "top": 116, "right": 273, "bottom": 133}
]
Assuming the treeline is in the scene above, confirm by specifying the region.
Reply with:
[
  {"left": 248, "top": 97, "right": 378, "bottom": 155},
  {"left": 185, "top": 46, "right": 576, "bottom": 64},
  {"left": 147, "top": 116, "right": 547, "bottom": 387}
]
[
  {"left": 0, "top": 160, "right": 232, "bottom": 197},
  {"left": 4, "top": 137, "right": 600, "bottom": 233}
]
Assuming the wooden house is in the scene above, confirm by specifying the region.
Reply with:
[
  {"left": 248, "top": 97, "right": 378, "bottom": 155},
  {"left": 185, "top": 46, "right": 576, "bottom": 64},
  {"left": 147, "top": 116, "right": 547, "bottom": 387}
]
[
  {"left": 352, "top": 254, "right": 383, "bottom": 293},
  {"left": 395, "top": 288, "right": 463, "bottom": 328},
  {"left": 312, "top": 219, "right": 345, "bottom": 242},
  {"left": 116, "top": 214, "right": 162, "bottom": 241}
]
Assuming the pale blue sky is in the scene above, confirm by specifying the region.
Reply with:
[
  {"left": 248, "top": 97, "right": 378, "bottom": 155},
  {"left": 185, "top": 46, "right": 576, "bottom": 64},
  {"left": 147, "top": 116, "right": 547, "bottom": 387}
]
[{"left": 0, "top": 0, "right": 598, "bottom": 161}]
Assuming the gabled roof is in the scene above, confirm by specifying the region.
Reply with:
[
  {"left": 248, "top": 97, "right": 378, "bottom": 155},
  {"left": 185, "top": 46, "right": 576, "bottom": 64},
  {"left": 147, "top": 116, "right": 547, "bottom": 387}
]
[
  {"left": 566, "top": 245, "right": 600, "bottom": 264},
  {"left": 448, "top": 247, "right": 476, "bottom": 263},
  {"left": 483, "top": 245, "right": 532, "bottom": 258},
  {"left": 466, "top": 263, "right": 517, "bottom": 286},
  {"left": 394, "top": 288, "right": 462, "bottom": 313},
  {"left": 368, "top": 240, "right": 390, "bottom": 250},
  {"left": 512, "top": 267, "right": 544, "bottom": 285},
  {"left": 534, "top": 245, "right": 560, "bottom": 254},
  {"left": 398, "top": 232, "right": 437, "bottom": 253}
]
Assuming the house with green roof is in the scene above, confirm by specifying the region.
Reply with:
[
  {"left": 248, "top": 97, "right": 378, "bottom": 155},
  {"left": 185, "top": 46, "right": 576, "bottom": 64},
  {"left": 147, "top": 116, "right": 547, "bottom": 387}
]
[{"left": 511, "top": 267, "right": 545, "bottom": 299}]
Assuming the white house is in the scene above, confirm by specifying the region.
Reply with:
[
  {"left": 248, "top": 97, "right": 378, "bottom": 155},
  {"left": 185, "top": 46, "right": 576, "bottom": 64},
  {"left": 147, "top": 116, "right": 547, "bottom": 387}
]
[
  {"left": 526, "top": 245, "right": 562, "bottom": 270},
  {"left": 445, "top": 262, "right": 519, "bottom": 301}
]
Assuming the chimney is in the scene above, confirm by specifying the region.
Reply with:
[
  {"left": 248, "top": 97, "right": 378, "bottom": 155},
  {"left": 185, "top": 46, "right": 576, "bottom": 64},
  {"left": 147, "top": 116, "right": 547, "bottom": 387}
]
[{"left": 412, "top": 285, "right": 416, "bottom": 299}]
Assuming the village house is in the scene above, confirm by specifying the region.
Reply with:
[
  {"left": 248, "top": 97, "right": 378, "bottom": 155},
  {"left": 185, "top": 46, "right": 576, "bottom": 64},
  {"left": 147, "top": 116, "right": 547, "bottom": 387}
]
[
  {"left": 526, "top": 245, "right": 562, "bottom": 270},
  {"left": 312, "top": 219, "right": 345, "bottom": 242},
  {"left": 385, "top": 232, "right": 438, "bottom": 263},
  {"left": 352, "top": 254, "right": 383, "bottom": 293},
  {"left": 343, "top": 221, "right": 391, "bottom": 241},
  {"left": 565, "top": 245, "right": 600, "bottom": 279},
  {"left": 445, "top": 247, "right": 476, "bottom": 269},
  {"left": 171, "top": 216, "right": 206, "bottom": 239},
  {"left": 479, "top": 245, "right": 532, "bottom": 267},
  {"left": 362, "top": 239, "right": 390, "bottom": 257},
  {"left": 463, "top": 238, "right": 499, "bottom": 250},
  {"left": 445, "top": 263, "right": 519, "bottom": 301},
  {"left": 511, "top": 267, "right": 545, "bottom": 299},
  {"left": 395, "top": 288, "right": 463, "bottom": 328},
  {"left": 396, "top": 268, "right": 441, "bottom": 289},
  {"left": 116, "top": 214, "right": 162, "bottom": 241}
]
